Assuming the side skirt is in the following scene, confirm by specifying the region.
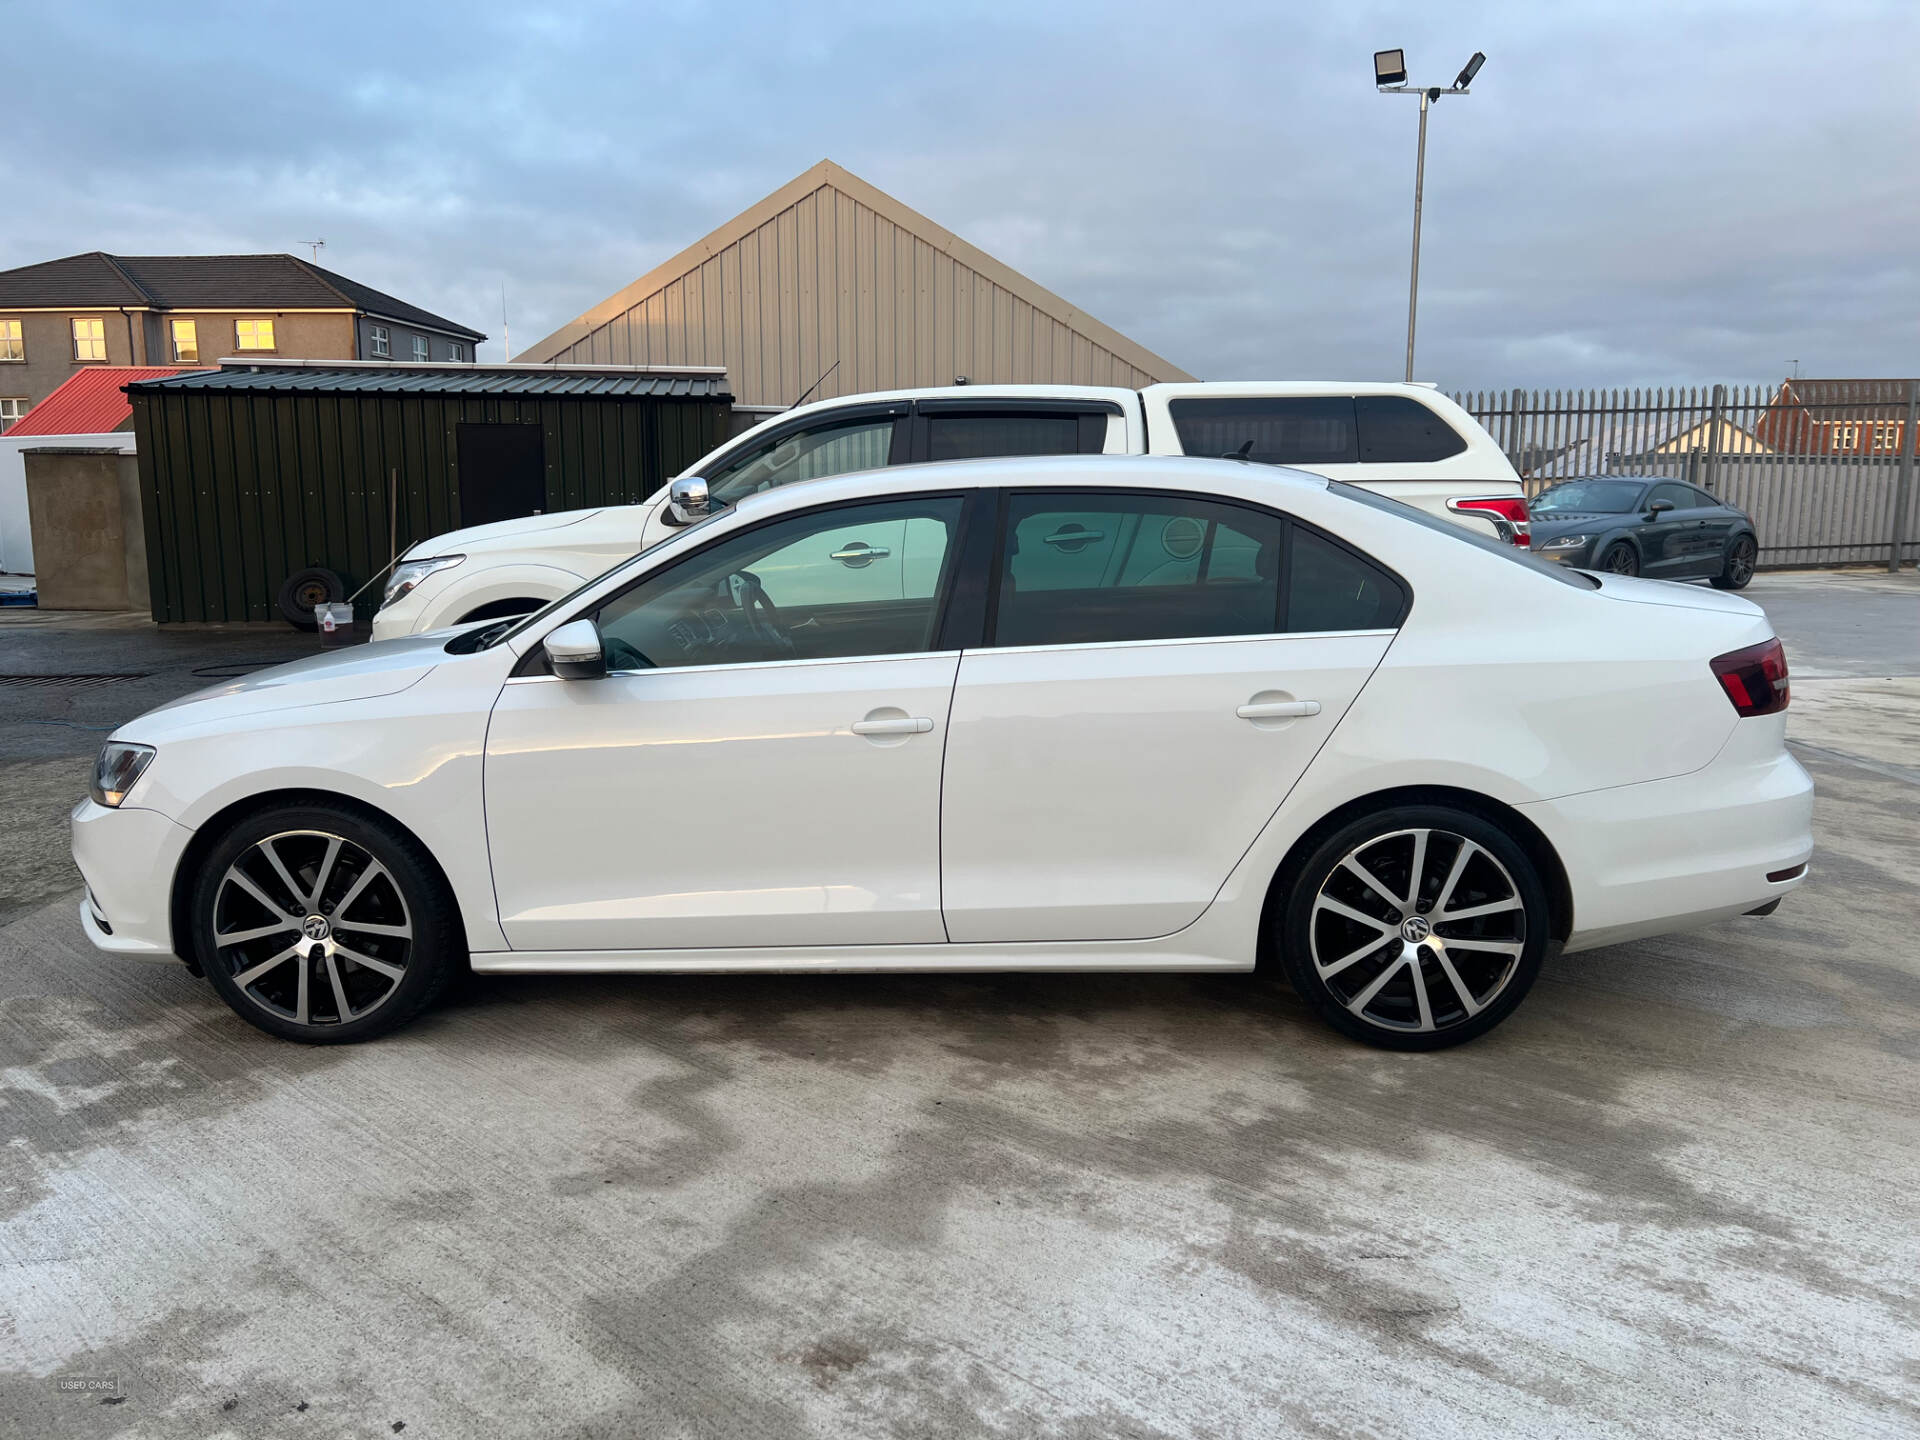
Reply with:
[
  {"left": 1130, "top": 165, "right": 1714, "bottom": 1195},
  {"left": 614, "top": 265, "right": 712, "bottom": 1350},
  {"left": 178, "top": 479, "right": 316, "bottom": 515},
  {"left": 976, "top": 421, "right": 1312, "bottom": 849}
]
[{"left": 470, "top": 944, "right": 1252, "bottom": 976}]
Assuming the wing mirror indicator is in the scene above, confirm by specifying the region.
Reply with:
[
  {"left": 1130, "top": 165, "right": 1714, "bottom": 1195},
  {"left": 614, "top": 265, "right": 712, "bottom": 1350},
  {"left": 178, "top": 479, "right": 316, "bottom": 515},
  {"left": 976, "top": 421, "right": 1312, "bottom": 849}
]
[
  {"left": 544, "top": 618, "right": 607, "bottom": 680},
  {"left": 667, "top": 475, "right": 714, "bottom": 525}
]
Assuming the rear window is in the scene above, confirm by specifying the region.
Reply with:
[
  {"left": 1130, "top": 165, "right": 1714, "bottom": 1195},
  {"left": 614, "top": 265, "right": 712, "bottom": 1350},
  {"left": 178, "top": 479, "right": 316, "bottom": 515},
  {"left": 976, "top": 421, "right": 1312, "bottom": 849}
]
[
  {"left": 1328, "top": 483, "right": 1599, "bottom": 590},
  {"left": 1169, "top": 395, "right": 1468, "bottom": 466}
]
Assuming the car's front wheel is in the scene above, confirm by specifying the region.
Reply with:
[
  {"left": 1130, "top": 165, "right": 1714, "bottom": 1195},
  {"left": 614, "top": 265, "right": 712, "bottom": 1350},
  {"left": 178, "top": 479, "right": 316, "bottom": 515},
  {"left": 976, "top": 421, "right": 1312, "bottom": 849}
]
[
  {"left": 1599, "top": 542, "right": 1639, "bottom": 576},
  {"left": 1277, "top": 805, "right": 1552, "bottom": 1050},
  {"left": 189, "top": 802, "right": 460, "bottom": 1043}
]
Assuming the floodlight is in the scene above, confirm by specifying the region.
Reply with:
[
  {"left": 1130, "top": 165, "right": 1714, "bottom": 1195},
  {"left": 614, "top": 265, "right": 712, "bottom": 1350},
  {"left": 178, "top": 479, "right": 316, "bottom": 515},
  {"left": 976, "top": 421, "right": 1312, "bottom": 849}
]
[
  {"left": 1374, "top": 49, "right": 1407, "bottom": 87},
  {"left": 1454, "top": 52, "right": 1486, "bottom": 89}
]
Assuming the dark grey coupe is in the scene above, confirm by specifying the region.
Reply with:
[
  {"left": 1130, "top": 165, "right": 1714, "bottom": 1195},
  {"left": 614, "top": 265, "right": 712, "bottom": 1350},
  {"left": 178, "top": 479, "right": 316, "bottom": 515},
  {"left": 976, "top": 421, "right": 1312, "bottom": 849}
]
[{"left": 1527, "top": 477, "right": 1758, "bottom": 588}]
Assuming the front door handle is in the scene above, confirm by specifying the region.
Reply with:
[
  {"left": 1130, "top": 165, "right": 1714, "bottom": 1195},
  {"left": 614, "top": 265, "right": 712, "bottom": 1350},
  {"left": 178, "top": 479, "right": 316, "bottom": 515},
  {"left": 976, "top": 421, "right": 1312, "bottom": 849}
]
[
  {"left": 831, "top": 541, "right": 891, "bottom": 567},
  {"left": 852, "top": 716, "right": 933, "bottom": 736},
  {"left": 1237, "top": 699, "right": 1321, "bottom": 720}
]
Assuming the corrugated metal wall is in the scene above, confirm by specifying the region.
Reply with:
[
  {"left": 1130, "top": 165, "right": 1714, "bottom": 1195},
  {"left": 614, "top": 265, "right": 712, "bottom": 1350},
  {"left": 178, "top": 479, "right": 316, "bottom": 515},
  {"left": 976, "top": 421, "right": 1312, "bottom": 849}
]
[
  {"left": 543, "top": 182, "right": 1175, "bottom": 406},
  {"left": 131, "top": 390, "right": 729, "bottom": 623}
]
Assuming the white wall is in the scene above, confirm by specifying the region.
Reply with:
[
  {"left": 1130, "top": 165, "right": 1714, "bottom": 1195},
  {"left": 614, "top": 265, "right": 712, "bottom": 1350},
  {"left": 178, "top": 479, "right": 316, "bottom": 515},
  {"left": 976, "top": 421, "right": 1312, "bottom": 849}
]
[{"left": 0, "top": 431, "right": 137, "bottom": 575}]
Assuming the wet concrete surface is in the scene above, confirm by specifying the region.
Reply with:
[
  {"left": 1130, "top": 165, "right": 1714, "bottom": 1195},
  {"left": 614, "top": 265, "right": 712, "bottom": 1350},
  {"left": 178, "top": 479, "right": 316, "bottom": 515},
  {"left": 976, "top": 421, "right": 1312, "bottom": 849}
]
[{"left": 1, "top": 574, "right": 1916, "bottom": 1437}]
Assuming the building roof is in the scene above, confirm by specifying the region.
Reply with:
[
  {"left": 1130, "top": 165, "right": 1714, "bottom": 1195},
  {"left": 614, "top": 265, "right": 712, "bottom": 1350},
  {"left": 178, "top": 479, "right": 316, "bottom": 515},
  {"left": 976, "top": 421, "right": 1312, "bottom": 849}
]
[
  {"left": 0, "top": 252, "right": 486, "bottom": 341},
  {"left": 1770, "top": 379, "right": 1917, "bottom": 418},
  {"left": 125, "top": 360, "right": 730, "bottom": 400},
  {"left": 515, "top": 158, "right": 1192, "bottom": 405},
  {"left": 5, "top": 365, "right": 208, "bottom": 436}
]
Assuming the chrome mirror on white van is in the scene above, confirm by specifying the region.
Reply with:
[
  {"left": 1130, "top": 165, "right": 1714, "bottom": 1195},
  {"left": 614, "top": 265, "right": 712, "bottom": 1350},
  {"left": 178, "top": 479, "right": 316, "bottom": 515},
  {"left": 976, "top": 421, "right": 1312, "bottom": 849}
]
[
  {"left": 544, "top": 618, "right": 606, "bottom": 680},
  {"left": 667, "top": 475, "right": 712, "bottom": 525}
]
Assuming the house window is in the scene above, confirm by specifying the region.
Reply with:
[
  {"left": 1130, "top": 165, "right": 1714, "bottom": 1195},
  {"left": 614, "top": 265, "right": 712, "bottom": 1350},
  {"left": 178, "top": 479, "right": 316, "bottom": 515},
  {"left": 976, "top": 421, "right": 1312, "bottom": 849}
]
[
  {"left": 72, "top": 317, "right": 108, "bottom": 361},
  {"left": 0, "top": 320, "right": 21, "bottom": 361},
  {"left": 0, "top": 398, "right": 27, "bottom": 432},
  {"left": 235, "top": 318, "right": 276, "bottom": 351},
  {"left": 369, "top": 324, "right": 390, "bottom": 357},
  {"left": 1831, "top": 423, "right": 1859, "bottom": 451},
  {"left": 170, "top": 319, "right": 199, "bottom": 363},
  {"left": 451, "top": 342, "right": 466, "bottom": 362},
  {"left": 412, "top": 335, "right": 429, "bottom": 362},
  {"left": 1872, "top": 422, "right": 1901, "bottom": 452}
]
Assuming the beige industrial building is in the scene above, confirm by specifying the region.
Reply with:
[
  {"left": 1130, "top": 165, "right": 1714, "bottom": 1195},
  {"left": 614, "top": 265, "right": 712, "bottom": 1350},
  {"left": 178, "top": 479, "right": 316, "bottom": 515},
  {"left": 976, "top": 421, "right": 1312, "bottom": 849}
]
[{"left": 515, "top": 160, "right": 1192, "bottom": 408}]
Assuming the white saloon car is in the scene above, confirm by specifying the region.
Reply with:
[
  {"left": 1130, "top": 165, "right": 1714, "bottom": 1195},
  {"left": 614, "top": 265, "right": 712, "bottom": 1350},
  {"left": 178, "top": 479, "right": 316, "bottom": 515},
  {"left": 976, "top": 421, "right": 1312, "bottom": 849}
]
[
  {"left": 75, "top": 456, "right": 1811, "bottom": 1050},
  {"left": 370, "top": 381, "right": 1532, "bottom": 641}
]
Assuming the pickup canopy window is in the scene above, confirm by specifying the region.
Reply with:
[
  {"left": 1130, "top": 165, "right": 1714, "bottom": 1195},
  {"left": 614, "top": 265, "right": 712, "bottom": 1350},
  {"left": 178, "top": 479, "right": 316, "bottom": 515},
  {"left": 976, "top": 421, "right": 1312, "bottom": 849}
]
[{"left": 1169, "top": 395, "right": 1468, "bottom": 466}]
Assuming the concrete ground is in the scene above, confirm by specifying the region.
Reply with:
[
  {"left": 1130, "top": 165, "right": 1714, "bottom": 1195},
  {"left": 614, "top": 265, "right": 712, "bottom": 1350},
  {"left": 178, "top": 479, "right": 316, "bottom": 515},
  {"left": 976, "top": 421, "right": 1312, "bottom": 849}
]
[{"left": 1, "top": 572, "right": 1916, "bottom": 1438}]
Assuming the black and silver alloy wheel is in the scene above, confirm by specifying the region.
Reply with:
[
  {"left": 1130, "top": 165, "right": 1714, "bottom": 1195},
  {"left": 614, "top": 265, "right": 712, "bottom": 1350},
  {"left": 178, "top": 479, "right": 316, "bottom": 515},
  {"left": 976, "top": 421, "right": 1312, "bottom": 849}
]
[
  {"left": 1600, "top": 543, "right": 1639, "bottom": 576},
  {"left": 1713, "top": 535, "right": 1757, "bottom": 590},
  {"left": 212, "top": 830, "right": 413, "bottom": 1026},
  {"left": 1279, "top": 806, "right": 1550, "bottom": 1050},
  {"left": 192, "top": 803, "right": 458, "bottom": 1042}
]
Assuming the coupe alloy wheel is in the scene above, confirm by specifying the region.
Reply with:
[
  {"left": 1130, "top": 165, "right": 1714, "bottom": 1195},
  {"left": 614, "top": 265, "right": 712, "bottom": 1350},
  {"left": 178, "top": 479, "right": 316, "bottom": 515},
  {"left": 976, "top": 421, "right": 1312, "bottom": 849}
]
[
  {"left": 1307, "top": 827, "right": 1526, "bottom": 1035},
  {"left": 1602, "top": 544, "right": 1638, "bottom": 576},
  {"left": 211, "top": 829, "right": 414, "bottom": 1026}
]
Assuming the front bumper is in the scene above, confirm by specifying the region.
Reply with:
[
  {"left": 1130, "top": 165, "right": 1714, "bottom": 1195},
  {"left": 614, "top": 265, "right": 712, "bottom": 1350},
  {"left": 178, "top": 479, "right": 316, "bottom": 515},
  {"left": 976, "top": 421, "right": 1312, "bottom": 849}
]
[
  {"left": 71, "top": 798, "right": 194, "bottom": 959},
  {"left": 1521, "top": 716, "right": 1813, "bottom": 953}
]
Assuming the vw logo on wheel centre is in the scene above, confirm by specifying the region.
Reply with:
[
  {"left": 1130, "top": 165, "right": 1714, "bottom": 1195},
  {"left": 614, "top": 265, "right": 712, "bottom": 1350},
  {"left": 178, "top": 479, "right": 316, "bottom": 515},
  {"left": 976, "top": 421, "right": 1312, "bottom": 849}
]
[
  {"left": 1400, "top": 915, "right": 1433, "bottom": 944},
  {"left": 301, "top": 914, "right": 331, "bottom": 942}
]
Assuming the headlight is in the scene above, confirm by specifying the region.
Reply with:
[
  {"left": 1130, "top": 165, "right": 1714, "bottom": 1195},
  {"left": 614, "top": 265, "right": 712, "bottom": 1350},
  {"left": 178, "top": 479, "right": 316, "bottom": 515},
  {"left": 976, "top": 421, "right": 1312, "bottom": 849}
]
[
  {"left": 381, "top": 554, "right": 465, "bottom": 608},
  {"left": 91, "top": 742, "right": 156, "bottom": 808},
  {"left": 1538, "top": 534, "right": 1591, "bottom": 552}
]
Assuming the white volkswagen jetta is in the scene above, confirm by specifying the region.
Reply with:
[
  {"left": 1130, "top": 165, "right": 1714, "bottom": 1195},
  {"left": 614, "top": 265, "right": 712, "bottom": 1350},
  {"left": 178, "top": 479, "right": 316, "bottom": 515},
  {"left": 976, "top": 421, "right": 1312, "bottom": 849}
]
[{"left": 73, "top": 456, "right": 1811, "bottom": 1050}]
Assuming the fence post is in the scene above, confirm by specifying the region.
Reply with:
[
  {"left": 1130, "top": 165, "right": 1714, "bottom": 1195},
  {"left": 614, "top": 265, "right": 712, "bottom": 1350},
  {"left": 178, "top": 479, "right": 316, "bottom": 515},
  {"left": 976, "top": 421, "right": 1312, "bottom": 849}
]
[
  {"left": 1891, "top": 379, "right": 1919, "bottom": 573},
  {"left": 1703, "top": 384, "right": 1726, "bottom": 494},
  {"left": 1509, "top": 388, "right": 1526, "bottom": 480}
]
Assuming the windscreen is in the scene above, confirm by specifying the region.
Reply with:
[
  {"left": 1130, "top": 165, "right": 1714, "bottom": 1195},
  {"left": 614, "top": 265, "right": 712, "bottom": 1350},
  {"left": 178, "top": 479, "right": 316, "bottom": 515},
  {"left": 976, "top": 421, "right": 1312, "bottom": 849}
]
[{"left": 1532, "top": 479, "right": 1645, "bottom": 513}]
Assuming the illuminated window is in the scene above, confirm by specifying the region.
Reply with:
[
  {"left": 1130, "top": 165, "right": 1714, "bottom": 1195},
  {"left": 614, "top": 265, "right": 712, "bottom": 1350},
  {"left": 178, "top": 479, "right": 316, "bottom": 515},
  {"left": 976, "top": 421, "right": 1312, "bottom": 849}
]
[
  {"left": 1872, "top": 422, "right": 1901, "bottom": 451},
  {"left": 235, "top": 318, "right": 276, "bottom": 351},
  {"left": 72, "top": 317, "right": 107, "bottom": 361},
  {"left": 0, "top": 320, "right": 22, "bottom": 361},
  {"left": 1831, "top": 423, "right": 1859, "bottom": 450},
  {"left": 170, "top": 319, "right": 199, "bottom": 363}
]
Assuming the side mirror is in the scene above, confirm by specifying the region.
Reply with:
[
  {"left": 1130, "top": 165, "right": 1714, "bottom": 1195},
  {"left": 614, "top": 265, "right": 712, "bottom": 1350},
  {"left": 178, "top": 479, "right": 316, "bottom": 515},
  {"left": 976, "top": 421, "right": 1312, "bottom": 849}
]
[
  {"left": 1646, "top": 498, "right": 1675, "bottom": 519},
  {"left": 666, "top": 475, "right": 712, "bottom": 526},
  {"left": 543, "top": 618, "right": 606, "bottom": 680}
]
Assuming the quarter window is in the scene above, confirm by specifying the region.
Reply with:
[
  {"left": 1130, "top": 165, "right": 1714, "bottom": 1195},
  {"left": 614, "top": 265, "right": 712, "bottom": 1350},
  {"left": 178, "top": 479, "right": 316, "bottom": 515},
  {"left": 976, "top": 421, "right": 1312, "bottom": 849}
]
[
  {"left": 170, "top": 319, "right": 198, "bottom": 362},
  {"left": 0, "top": 398, "right": 27, "bottom": 432},
  {"left": 368, "top": 324, "right": 390, "bottom": 357},
  {"left": 1286, "top": 529, "right": 1405, "bottom": 632},
  {"left": 235, "top": 319, "right": 275, "bottom": 351},
  {"left": 0, "top": 320, "right": 22, "bottom": 361},
  {"left": 594, "top": 495, "right": 965, "bottom": 670},
  {"left": 704, "top": 415, "right": 899, "bottom": 505},
  {"left": 412, "top": 335, "right": 430, "bottom": 362},
  {"left": 71, "top": 317, "right": 107, "bottom": 361}
]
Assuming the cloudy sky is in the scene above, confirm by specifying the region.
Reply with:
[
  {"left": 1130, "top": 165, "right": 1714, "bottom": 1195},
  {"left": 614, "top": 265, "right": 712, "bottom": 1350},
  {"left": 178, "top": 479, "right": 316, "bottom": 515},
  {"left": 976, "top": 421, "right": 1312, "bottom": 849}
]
[{"left": 5, "top": 1, "right": 1913, "bottom": 390}]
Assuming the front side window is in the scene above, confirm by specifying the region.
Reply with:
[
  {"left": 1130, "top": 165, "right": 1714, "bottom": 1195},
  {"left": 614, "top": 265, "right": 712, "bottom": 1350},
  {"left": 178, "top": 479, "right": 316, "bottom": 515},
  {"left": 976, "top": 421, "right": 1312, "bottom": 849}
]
[
  {"left": 236, "top": 318, "right": 276, "bottom": 351},
  {"left": 594, "top": 495, "right": 965, "bottom": 670},
  {"left": 0, "top": 398, "right": 27, "bottom": 432},
  {"left": 0, "top": 319, "right": 22, "bottom": 361},
  {"left": 925, "top": 412, "right": 1084, "bottom": 461},
  {"left": 368, "top": 324, "right": 390, "bottom": 357},
  {"left": 1649, "top": 482, "right": 1696, "bottom": 511},
  {"left": 71, "top": 317, "right": 107, "bottom": 361},
  {"left": 412, "top": 335, "right": 430, "bottom": 362},
  {"left": 170, "top": 319, "right": 198, "bottom": 362},
  {"left": 704, "top": 415, "right": 899, "bottom": 505},
  {"left": 993, "top": 492, "right": 1287, "bottom": 648}
]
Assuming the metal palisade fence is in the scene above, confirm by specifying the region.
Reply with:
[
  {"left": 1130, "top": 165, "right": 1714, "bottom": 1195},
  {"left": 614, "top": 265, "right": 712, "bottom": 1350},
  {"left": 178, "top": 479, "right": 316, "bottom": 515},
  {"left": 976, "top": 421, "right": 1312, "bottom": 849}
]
[{"left": 1450, "top": 381, "right": 1920, "bottom": 570}]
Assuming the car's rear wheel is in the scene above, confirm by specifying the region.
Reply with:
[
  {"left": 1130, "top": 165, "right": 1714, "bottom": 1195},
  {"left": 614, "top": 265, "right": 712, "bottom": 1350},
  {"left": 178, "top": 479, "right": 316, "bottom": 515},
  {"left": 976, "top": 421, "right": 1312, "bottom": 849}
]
[
  {"left": 1277, "top": 805, "right": 1552, "bottom": 1050},
  {"left": 189, "top": 803, "right": 460, "bottom": 1043},
  {"left": 1711, "top": 535, "right": 1757, "bottom": 590},
  {"left": 1599, "top": 543, "right": 1639, "bottom": 576}
]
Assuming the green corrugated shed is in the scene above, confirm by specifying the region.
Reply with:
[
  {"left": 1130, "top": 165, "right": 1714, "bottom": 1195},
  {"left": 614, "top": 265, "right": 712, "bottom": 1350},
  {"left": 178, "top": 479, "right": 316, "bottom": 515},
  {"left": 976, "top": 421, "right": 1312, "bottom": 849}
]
[{"left": 127, "top": 362, "right": 733, "bottom": 623}]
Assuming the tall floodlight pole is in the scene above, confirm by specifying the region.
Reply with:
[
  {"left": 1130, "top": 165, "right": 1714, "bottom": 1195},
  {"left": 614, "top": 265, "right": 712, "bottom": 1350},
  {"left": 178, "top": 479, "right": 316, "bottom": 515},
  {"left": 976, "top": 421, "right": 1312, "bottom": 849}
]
[{"left": 1374, "top": 49, "right": 1485, "bottom": 382}]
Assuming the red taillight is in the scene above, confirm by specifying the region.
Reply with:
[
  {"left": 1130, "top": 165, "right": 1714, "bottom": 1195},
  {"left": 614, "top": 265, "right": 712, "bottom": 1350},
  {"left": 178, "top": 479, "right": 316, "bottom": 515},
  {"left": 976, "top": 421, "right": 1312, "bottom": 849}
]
[
  {"left": 1710, "top": 638, "right": 1789, "bottom": 716},
  {"left": 1448, "top": 495, "right": 1532, "bottom": 546}
]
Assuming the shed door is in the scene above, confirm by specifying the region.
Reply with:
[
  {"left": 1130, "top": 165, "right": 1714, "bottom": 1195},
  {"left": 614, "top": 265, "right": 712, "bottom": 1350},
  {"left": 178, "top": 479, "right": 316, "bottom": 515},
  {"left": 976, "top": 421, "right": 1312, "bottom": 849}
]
[{"left": 457, "top": 423, "right": 546, "bottom": 527}]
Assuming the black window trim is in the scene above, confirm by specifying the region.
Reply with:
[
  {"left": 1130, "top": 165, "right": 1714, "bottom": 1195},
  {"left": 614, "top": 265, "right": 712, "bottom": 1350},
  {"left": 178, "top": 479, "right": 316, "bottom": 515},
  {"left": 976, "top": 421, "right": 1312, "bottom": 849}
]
[
  {"left": 977, "top": 485, "right": 1410, "bottom": 651},
  {"left": 514, "top": 487, "right": 984, "bottom": 677}
]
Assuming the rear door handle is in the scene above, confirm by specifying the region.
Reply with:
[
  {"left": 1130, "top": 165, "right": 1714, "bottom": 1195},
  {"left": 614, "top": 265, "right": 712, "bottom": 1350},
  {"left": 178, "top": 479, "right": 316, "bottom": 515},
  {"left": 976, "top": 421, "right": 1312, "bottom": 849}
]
[
  {"left": 852, "top": 716, "right": 934, "bottom": 736},
  {"left": 1237, "top": 700, "right": 1321, "bottom": 720}
]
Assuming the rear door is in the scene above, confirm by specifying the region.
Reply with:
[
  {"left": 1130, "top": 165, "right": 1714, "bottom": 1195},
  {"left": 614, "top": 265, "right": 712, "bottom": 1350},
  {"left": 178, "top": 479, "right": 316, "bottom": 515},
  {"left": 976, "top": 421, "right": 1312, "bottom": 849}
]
[{"left": 938, "top": 488, "right": 1404, "bottom": 943}]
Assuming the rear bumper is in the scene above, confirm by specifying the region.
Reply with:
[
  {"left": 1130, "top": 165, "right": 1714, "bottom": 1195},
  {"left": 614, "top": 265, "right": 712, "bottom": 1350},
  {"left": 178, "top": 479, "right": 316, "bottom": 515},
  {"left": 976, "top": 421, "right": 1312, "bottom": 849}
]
[
  {"left": 70, "top": 798, "right": 193, "bottom": 959},
  {"left": 1520, "top": 716, "right": 1813, "bottom": 953}
]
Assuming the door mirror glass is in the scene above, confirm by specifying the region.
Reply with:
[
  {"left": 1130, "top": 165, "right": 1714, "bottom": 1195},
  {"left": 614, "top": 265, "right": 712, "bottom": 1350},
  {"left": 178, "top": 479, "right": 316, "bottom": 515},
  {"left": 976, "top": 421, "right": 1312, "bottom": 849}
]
[
  {"left": 668, "top": 475, "right": 713, "bottom": 525},
  {"left": 544, "top": 618, "right": 607, "bottom": 680}
]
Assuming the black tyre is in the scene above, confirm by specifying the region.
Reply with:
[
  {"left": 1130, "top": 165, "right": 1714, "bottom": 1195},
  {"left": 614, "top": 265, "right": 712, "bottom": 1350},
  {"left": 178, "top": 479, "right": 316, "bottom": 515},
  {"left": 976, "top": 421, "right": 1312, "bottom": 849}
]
[
  {"left": 1276, "top": 805, "right": 1552, "bottom": 1051},
  {"left": 1711, "top": 534, "right": 1757, "bottom": 590},
  {"left": 189, "top": 802, "right": 461, "bottom": 1043},
  {"left": 277, "top": 567, "right": 345, "bottom": 630},
  {"left": 1599, "top": 543, "right": 1639, "bottom": 577}
]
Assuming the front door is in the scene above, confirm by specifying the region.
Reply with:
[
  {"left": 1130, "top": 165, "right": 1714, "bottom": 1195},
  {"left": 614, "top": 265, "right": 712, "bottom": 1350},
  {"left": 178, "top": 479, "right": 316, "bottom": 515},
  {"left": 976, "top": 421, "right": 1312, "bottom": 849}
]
[
  {"left": 939, "top": 490, "right": 1401, "bottom": 943},
  {"left": 1638, "top": 481, "right": 1700, "bottom": 576},
  {"left": 486, "top": 493, "right": 968, "bottom": 952}
]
